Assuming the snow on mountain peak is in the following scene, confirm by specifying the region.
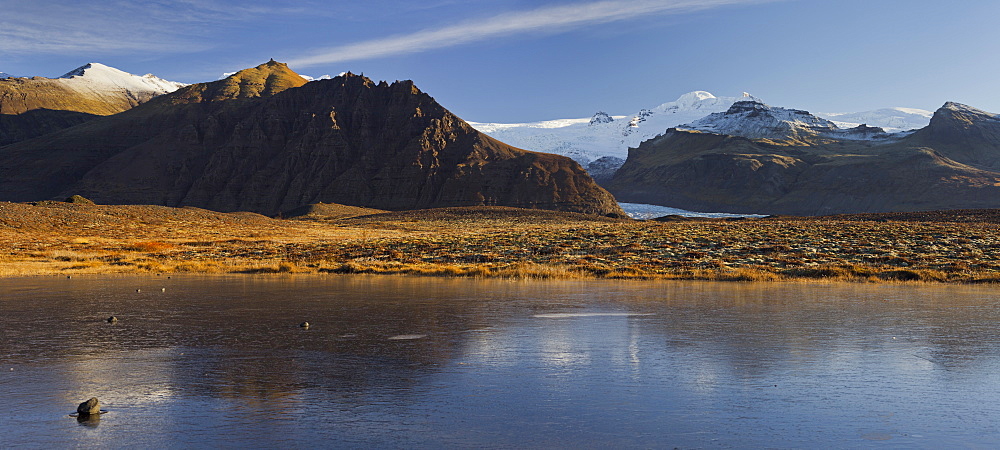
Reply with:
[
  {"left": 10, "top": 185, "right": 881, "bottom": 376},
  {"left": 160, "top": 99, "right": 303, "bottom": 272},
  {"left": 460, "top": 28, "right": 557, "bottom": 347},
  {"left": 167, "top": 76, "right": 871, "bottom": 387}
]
[
  {"left": 0, "top": 72, "right": 13, "bottom": 79},
  {"left": 681, "top": 99, "right": 839, "bottom": 139},
  {"left": 681, "top": 100, "right": 901, "bottom": 141},
  {"left": 60, "top": 62, "right": 115, "bottom": 79},
  {"left": 58, "top": 62, "right": 186, "bottom": 95},
  {"left": 672, "top": 91, "right": 716, "bottom": 108}
]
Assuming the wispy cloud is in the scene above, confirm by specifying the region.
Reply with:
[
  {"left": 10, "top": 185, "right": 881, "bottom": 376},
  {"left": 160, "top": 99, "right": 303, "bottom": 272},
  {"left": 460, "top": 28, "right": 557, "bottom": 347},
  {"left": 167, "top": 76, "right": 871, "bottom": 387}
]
[
  {"left": 287, "top": 0, "right": 771, "bottom": 68},
  {"left": 0, "top": 0, "right": 312, "bottom": 56}
]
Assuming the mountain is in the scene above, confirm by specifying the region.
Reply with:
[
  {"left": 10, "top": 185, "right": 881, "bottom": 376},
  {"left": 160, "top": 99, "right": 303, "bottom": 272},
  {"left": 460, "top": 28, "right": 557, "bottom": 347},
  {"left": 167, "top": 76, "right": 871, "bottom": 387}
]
[
  {"left": 609, "top": 101, "right": 1000, "bottom": 216},
  {"left": 0, "top": 62, "right": 185, "bottom": 115},
  {"left": 0, "top": 72, "right": 13, "bottom": 79},
  {"left": 0, "top": 60, "right": 622, "bottom": 217},
  {"left": 468, "top": 92, "right": 932, "bottom": 182},
  {"left": 0, "top": 63, "right": 185, "bottom": 146},
  {"left": 679, "top": 99, "right": 895, "bottom": 142}
]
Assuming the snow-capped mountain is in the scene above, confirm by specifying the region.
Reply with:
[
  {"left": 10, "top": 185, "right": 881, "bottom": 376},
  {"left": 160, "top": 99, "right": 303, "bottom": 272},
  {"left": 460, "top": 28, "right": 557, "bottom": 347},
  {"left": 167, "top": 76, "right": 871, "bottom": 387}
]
[
  {"left": 0, "top": 72, "right": 13, "bottom": 79},
  {"left": 470, "top": 91, "right": 748, "bottom": 166},
  {"left": 679, "top": 99, "right": 897, "bottom": 141},
  {"left": 470, "top": 91, "right": 933, "bottom": 177},
  {"left": 59, "top": 62, "right": 186, "bottom": 97},
  {"left": 821, "top": 107, "right": 933, "bottom": 132},
  {"left": 0, "top": 62, "right": 187, "bottom": 116}
]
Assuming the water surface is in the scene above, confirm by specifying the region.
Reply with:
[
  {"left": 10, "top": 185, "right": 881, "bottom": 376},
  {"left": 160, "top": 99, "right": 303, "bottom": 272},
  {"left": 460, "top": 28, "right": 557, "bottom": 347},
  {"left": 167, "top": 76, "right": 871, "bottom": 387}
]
[{"left": 2, "top": 275, "right": 999, "bottom": 447}]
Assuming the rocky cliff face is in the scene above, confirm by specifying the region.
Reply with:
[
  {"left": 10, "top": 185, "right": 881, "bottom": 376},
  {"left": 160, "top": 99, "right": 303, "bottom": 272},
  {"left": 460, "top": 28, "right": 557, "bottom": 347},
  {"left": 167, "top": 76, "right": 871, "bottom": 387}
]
[
  {"left": 609, "top": 102, "right": 1000, "bottom": 215},
  {"left": 0, "top": 61, "right": 622, "bottom": 216}
]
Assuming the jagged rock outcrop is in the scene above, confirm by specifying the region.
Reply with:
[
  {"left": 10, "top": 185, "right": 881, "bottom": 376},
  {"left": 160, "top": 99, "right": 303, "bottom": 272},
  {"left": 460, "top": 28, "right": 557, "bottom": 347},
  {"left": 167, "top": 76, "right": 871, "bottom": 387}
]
[
  {"left": 0, "top": 61, "right": 622, "bottom": 216},
  {"left": 610, "top": 102, "right": 1000, "bottom": 215},
  {"left": 589, "top": 111, "right": 614, "bottom": 125}
]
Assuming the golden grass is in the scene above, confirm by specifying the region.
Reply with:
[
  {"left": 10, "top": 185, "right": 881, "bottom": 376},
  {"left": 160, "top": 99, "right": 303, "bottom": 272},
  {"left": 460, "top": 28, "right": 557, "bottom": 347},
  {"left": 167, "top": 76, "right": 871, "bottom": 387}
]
[{"left": 3, "top": 201, "right": 1000, "bottom": 283}]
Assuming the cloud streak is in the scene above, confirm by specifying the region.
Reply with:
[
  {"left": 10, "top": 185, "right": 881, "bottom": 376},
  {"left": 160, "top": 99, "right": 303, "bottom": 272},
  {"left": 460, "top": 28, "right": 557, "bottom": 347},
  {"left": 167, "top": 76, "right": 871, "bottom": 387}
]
[
  {"left": 0, "top": 0, "right": 315, "bottom": 56},
  {"left": 287, "top": 0, "right": 770, "bottom": 68}
]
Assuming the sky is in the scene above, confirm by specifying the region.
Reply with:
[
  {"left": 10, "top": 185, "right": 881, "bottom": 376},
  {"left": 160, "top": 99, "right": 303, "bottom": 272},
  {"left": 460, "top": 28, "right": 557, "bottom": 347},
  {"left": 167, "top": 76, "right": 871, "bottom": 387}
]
[{"left": 1, "top": 0, "right": 998, "bottom": 123}]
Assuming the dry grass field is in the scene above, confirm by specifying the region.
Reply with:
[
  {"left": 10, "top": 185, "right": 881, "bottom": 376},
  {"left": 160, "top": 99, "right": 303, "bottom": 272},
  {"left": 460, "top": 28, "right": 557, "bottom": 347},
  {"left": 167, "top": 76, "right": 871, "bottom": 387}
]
[{"left": 3, "top": 200, "right": 1000, "bottom": 283}]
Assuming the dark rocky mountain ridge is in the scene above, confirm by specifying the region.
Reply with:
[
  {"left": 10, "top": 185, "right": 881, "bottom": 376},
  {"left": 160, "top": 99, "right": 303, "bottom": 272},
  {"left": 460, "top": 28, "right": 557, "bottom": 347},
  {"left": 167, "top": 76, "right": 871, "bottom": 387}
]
[{"left": 0, "top": 61, "right": 622, "bottom": 216}]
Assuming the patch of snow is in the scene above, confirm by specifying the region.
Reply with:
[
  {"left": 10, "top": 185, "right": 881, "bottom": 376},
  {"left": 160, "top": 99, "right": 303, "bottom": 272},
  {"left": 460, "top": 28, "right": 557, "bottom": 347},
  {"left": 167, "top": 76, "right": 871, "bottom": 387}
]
[
  {"left": 300, "top": 74, "right": 333, "bottom": 81},
  {"left": 619, "top": 202, "right": 765, "bottom": 220}
]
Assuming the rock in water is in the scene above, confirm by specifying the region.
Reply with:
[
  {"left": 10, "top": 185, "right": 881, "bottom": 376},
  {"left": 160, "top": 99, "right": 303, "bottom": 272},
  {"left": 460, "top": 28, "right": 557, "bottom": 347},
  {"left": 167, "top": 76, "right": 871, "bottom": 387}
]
[
  {"left": 77, "top": 397, "right": 100, "bottom": 415},
  {"left": 106, "top": 316, "right": 118, "bottom": 323},
  {"left": 299, "top": 321, "right": 310, "bottom": 329}
]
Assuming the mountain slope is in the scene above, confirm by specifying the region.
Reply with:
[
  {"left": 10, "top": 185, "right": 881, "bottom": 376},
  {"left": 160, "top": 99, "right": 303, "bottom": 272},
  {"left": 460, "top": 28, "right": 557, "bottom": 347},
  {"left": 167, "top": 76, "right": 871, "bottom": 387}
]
[
  {"left": 0, "top": 61, "right": 622, "bottom": 216},
  {"left": 0, "top": 62, "right": 184, "bottom": 115},
  {"left": 0, "top": 63, "right": 185, "bottom": 145},
  {"left": 609, "top": 102, "right": 1000, "bottom": 216}
]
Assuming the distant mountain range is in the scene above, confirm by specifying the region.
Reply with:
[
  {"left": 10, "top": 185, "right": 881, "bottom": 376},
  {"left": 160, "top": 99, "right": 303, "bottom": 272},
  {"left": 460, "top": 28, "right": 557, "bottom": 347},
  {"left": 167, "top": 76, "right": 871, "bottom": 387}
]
[
  {"left": 609, "top": 98, "right": 1000, "bottom": 215},
  {"left": 469, "top": 91, "right": 933, "bottom": 170},
  {"left": 0, "top": 61, "right": 621, "bottom": 216}
]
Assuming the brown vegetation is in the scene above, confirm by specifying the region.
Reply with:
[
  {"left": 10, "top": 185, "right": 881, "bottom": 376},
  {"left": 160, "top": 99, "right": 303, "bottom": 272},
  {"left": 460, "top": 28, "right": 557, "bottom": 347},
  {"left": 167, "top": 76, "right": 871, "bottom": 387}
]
[{"left": 3, "top": 201, "right": 1000, "bottom": 283}]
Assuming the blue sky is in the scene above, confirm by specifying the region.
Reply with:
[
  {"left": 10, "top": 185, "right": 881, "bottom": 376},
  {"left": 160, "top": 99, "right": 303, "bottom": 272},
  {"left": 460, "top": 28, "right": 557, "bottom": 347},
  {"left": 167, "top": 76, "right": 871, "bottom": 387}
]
[{"left": 1, "top": 0, "right": 998, "bottom": 122}]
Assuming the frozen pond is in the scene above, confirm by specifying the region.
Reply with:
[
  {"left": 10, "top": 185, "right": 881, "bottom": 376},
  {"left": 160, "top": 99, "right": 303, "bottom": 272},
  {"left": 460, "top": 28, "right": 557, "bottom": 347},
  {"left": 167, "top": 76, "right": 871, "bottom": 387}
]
[
  {"left": 2, "top": 275, "right": 999, "bottom": 447},
  {"left": 618, "top": 202, "right": 765, "bottom": 219}
]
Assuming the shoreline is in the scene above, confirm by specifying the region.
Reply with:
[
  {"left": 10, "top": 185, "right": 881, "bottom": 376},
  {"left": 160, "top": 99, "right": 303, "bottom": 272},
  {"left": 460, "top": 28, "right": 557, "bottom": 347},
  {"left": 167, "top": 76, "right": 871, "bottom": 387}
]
[{"left": 3, "top": 202, "right": 1000, "bottom": 284}]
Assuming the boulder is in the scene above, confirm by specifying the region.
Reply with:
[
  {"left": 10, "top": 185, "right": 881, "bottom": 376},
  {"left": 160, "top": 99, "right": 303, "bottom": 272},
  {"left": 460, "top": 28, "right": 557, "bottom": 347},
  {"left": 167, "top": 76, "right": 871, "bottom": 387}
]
[{"left": 77, "top": 397, "right": 100, "bottom": 415}]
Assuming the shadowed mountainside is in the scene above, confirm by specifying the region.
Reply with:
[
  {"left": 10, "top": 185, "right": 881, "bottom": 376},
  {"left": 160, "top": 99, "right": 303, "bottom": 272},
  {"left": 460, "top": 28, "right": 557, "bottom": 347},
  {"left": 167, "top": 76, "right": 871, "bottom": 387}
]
[{"left": 0, "top": 61, "right": 622, "bottom": 216}]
